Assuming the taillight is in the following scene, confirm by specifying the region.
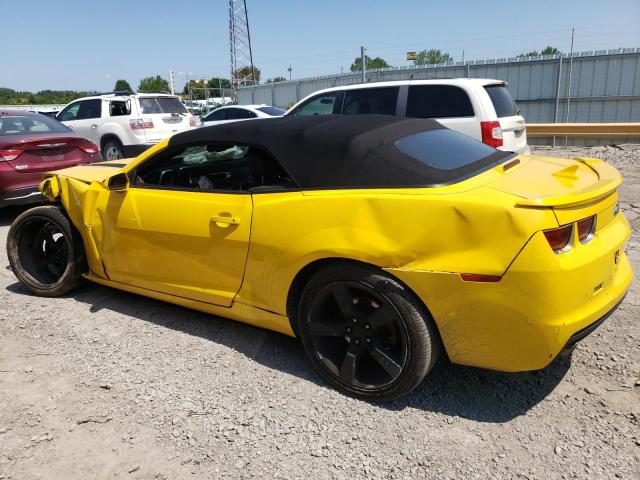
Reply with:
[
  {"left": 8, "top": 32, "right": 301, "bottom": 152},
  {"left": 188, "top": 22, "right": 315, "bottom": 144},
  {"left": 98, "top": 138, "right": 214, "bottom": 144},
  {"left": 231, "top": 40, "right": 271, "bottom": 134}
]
[
  {"left": 480, "top": 121, "right": 503, "bottom": 148},
  {"left": 543, "top": 224, "right": 573, "bottom": 253},
  {"left": 577, "top": 215, "right": 595, "bottom": 243},
  {"left": 189, "top": 116, "right": 197, "bottom": 127},
  {"left": 0, "top": 149, "right": 23, "bottom": 161},
  {"left": 129, "top": 118, "right": 154, "bottom": 130},
  {"left": 78, "top": 143, "right": 100, "bottom": 154}
]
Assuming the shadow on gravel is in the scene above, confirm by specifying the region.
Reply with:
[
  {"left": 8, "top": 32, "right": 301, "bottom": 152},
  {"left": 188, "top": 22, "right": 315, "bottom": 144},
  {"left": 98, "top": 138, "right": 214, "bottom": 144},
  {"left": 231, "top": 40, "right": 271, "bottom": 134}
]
[
  {"left": 6, "top": 280, "right": 570, "bottom": 423},
  {"left": 0, "top": 205, "right": 29, "bottom": 227}
]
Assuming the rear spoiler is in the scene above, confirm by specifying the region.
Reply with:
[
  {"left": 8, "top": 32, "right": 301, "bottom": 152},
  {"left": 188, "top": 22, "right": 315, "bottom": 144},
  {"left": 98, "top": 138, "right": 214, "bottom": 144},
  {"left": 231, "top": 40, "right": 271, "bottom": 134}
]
[{"left": 515, "top": 158, "right": 622, "bottom": 208}]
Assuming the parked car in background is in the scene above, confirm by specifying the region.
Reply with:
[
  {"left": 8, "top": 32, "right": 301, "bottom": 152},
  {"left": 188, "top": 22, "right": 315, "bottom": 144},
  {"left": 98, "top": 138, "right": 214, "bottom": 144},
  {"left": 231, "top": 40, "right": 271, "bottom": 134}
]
[
  {"left": 56, "top": 92, "right": 197, "bottom": 160},
  {"left": 287, "top": 79, "right": 529, "bottom": 154},
  {"left": 200, "top": 105, "right": 285, "bottom": 127},
  {"left": 0, "top": 110, "right": 100, "bottom": 207}
]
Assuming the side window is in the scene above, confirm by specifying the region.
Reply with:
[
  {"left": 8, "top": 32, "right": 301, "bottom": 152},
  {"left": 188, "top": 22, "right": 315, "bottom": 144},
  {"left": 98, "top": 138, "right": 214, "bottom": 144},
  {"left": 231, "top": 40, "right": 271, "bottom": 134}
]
[
  {"left": 205, "top": 109, "right": 228, "bottom": 121},
  {"left": 406, "top": 85, "right": 474, "bottom": 118},
  {"left": 342, "top": 87, "right": 399, "bottom": 115},
  {"left": 227, "top": 108, "right": 254, "bottom": 120},
  {"left": 110, "top": 100, "right": 131, "bottom": 117},
  {"left": 57, "top": 102, "right": 81, "bottom": 122},
  {"left": 76, "top": 99, "right": 102, "bottom": 120},
  {"left": 132, "top": 143, "right": 295, "bottom": 192},
  {"left": 289, "top": 91, "right": 343, "bottom": 116}
]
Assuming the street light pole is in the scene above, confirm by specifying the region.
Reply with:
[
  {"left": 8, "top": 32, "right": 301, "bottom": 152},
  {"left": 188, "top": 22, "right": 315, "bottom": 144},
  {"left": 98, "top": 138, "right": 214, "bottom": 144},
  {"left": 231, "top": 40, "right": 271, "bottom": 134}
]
[
  {"left": 361, "top": 46, "right": 366, "bottom": 83},
  {"left": 287, "top": 64, "right": 292, "bottom": 80}
]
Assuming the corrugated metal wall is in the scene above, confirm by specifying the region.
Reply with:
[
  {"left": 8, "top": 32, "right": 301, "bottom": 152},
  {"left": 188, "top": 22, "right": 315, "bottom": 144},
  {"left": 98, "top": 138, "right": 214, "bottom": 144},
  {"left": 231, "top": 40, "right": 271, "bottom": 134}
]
[{"left": 238, "top": 48, "right": 640, "bottom": 144}]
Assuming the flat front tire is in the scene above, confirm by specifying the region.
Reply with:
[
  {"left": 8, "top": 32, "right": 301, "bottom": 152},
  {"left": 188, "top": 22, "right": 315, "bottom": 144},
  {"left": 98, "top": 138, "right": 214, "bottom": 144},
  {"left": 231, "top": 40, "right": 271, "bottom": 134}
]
[
  {"left": 7, "top": 206, "right": 86, "bottom": 297},
  {"left": 297, "top": 263, "right": 440, "bottom": 402}
]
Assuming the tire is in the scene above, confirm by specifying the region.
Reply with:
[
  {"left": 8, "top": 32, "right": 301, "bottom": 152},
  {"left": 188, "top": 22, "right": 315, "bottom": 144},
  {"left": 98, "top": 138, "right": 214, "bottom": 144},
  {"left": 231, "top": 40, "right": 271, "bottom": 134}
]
[
  {"left": 7, "top": 205, "right": 86, "bottom": 297},
  {"left": 102, "top": 139, "right": 124, "bottom": 160},
  {"left": 297, "top": 263, "right": 440, "bottom": 402}
]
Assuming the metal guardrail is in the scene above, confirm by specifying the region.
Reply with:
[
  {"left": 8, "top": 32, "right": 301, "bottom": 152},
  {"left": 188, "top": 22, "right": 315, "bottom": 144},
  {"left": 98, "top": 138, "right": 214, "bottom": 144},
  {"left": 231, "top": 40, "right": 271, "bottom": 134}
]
[{"left": 526, "top": 123, "right": 640, "bottom": 138}]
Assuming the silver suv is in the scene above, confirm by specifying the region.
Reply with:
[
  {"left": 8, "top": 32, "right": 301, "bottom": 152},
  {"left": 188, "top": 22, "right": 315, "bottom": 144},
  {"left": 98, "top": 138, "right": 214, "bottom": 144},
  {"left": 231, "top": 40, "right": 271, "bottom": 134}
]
[{"left": 57, "top": 92, "right": 197, "bottom": 160}]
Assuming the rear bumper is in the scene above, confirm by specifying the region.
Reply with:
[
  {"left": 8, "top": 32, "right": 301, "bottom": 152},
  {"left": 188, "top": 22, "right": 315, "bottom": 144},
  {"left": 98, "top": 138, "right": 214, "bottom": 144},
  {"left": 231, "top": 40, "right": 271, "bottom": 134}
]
[
  {"left": 500, "top": 144, "right": 530, "bottom": 155},
  {"left": 388, "top": 212, "right": 633, "bottom": 372},
  {"left": 0, "top": 186, "right": 42, "bottom": 208},
  {"left": 0, "top": 162, "right": 43, "bottom": 208},
  {"left": 561, "top": 296, "right": 624, "bottom": 355}
]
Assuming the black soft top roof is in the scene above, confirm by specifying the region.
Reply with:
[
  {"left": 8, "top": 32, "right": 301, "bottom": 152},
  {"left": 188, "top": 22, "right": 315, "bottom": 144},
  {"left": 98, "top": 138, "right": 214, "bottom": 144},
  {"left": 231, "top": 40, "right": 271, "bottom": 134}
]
[{"left": 169, "top": 115, "right": 510, "bottom": 189}]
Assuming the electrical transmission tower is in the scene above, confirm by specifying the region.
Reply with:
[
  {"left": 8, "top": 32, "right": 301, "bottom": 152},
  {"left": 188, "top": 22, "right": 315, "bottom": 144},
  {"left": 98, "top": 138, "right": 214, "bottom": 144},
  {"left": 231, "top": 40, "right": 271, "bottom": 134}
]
[{"left": 229, "top": 0, "right": 256, "bottom": 97}]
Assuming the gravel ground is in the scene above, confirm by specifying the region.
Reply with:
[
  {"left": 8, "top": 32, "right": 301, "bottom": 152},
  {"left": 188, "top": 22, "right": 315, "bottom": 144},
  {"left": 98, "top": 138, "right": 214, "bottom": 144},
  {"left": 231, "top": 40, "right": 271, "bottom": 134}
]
[{"left": 1, "top": 145, "right": 639, "bottom": 480}]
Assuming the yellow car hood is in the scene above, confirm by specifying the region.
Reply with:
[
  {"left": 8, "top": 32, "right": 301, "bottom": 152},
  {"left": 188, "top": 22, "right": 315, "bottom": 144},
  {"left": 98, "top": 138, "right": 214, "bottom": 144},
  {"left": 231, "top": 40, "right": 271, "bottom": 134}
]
[
  {"left": 45, "top": 159, "right": 133, "bottom": 184},
  {"left": 491, "top": 155, "right": 621, "bottom": 208}
]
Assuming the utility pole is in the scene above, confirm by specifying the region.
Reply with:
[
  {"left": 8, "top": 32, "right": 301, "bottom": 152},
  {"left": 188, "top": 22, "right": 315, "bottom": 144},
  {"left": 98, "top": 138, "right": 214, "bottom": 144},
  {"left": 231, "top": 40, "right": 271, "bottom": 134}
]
[
  {"left": 361, "top": 46, "right": 366, "bottom": 83},
  {"left": 229, "top": 0, "right": 256, "bottom": 99},
  {"left": 565, "top": 27, "right": 575, "bottom": 147},
  {"left": 168, "top": 69, "right": 175, "bottom": 95},
  {"left": 287, "top": 64, "right": 292, "bottom": 80}
]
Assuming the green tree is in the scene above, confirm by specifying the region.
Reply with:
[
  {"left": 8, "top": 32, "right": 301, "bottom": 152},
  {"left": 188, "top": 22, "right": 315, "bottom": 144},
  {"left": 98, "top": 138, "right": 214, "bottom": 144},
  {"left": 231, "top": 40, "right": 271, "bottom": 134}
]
[
  {"left": 182, "top": 77, "right": 232, "bottom": 99},
  {"left": 233, "top": 66, "right": 261, "bottom": 85},
  {"left": 265, "top": 76, "right": 287, "bottom": 83},
  {"left": 206, "top": 77, "right": 232, "bottom": 96},
  {"left": 414, "top": 49, "right": 452, "bottom": 65},
  {"left": 138, "top": 75, "right": 170, "bottom": 93},
  {"left": 114, "top": 79, "right": 132, "bottom": 92},
  {"left": 350, "top": 56, "right": 390, "bottom": 72},
  {"left": 518, "top": 46, "right": 561, "bottom": 57},
  {"left": 541, "top": 46, "right": 560, "bottom": 55},
  {"left": 518, "top": 51, "right": 540, "bottom": 57}
]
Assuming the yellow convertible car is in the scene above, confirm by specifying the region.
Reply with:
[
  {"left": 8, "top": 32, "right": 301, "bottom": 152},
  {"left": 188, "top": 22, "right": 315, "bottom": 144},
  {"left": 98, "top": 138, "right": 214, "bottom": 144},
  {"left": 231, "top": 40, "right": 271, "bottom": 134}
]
[{"left": 6, "top": 116, "right": 633, "bottom": 401}]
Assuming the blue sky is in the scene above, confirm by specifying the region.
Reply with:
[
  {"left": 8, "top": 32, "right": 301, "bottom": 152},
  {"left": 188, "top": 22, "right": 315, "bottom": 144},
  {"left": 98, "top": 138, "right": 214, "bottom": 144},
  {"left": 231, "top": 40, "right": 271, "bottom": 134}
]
[{"left": 1, "top": 0, "right": 638, "bottom": 92}]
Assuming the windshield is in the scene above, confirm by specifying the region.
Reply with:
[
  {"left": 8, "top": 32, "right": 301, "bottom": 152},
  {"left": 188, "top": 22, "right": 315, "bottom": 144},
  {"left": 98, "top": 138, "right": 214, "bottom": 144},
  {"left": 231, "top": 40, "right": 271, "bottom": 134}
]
[
  {"left": 257, "top": 106, "right": 286, "bottom": 116},
  {"left": 139, "top": 97, "right": 188, "bottom": 115},
  {"left": 0, "top": 114, "right": 71, "bottom": 136}
]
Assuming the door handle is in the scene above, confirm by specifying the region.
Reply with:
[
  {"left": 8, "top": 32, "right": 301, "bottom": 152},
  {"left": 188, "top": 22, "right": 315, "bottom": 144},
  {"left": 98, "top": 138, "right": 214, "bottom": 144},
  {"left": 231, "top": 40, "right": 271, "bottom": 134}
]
[
  {"left": 91, "top": 124, "right": 98, "bottom": 128},
  {"left": 211, "top": 215, "right": 240, "bottom": 226}
]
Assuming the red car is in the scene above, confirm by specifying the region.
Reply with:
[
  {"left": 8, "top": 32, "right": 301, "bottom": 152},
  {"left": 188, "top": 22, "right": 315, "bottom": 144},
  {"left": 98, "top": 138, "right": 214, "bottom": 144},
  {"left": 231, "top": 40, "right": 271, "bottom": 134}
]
[{"left": 0, "top": 110, "right": 101, "bottom": 207}]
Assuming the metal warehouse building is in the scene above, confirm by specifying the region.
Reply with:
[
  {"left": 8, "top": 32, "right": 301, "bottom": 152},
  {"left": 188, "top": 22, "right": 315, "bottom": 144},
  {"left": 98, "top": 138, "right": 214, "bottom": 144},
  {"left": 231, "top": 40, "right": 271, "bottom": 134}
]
[{"left": 238, "top": 48, "right": 640, "bottom": 144}]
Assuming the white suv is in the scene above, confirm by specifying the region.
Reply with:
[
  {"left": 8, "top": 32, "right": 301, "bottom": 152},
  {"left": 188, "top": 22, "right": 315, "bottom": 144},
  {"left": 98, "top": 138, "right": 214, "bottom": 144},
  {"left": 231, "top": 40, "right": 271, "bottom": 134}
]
[
  {"left": 287, "top": 79, "right": 529, "bottom": 154},
  {"left": 56, "top": 92, "right": 197, "bottom": 160}
]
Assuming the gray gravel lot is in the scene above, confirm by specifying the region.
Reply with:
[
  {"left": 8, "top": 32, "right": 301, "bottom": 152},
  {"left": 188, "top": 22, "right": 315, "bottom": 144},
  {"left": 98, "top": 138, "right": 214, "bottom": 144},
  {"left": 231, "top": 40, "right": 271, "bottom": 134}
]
[{"left": 1, "top": 145, "right": 639, "bottom": 479}]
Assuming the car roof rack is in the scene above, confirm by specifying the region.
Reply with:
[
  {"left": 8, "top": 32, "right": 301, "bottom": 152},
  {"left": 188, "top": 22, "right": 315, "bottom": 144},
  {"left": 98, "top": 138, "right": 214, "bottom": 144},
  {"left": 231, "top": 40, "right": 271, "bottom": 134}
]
[
  {"left": 88, "top": 90, "right": 135, "bottom": 97},
  {"left": 137, "top": 90, "right": 173, "bottom": 95}
]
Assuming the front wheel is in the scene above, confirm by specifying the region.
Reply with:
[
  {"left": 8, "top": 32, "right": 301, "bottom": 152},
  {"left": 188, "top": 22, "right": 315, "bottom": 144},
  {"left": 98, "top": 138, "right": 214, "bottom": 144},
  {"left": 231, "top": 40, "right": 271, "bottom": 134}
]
[
  {"left": 297, "top": 264, "right": 440, "bottom": 402},
  {"left": 7, "top": 206, "right": 86, "bottom": 297}
]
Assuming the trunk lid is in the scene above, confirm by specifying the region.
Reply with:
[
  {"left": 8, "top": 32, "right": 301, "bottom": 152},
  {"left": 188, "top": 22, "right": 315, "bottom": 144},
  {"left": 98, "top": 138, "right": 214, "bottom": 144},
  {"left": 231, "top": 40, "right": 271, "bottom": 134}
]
[
  {"left": 1, "top": 134, "right": 99, "bottom": 173},
  {"left": 492, "top": 155, "right": 622, "bottom": 226},
  {"left": 136, "top": 96, "right": 193, "bottom": 143}
]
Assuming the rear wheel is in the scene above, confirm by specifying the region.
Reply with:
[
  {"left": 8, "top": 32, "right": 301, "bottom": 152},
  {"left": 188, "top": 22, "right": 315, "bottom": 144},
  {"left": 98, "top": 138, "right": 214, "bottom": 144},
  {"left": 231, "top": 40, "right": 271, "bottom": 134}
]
[
  {"left": 7, "top": 206, "right": 86, "bottom": 297},
  {"left": 297, "top": 263, "right": 440, "bottom": 401},
  {"left": 102, "top": 139, "right": 124, "bottom": 160}
]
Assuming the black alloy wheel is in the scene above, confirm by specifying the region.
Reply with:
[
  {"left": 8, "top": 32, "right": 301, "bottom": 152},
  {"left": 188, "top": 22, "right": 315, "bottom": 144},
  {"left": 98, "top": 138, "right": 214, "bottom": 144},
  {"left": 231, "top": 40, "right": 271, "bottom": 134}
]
[
  {"left": 298, "top": 264, "right": 440, "bottom": 401},
  {"left": 307, "top": 281, "right": 409, "bottom": 390},
  {"left": 7, "top": 206, "right": 86, "bottom": 297}
]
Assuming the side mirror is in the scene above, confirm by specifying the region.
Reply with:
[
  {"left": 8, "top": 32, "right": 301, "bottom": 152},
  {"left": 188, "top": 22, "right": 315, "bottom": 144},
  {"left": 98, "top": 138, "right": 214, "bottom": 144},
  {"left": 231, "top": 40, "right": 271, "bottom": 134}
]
[{"left": 107, "top": 172, "right": 129, "bottom": 191}]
